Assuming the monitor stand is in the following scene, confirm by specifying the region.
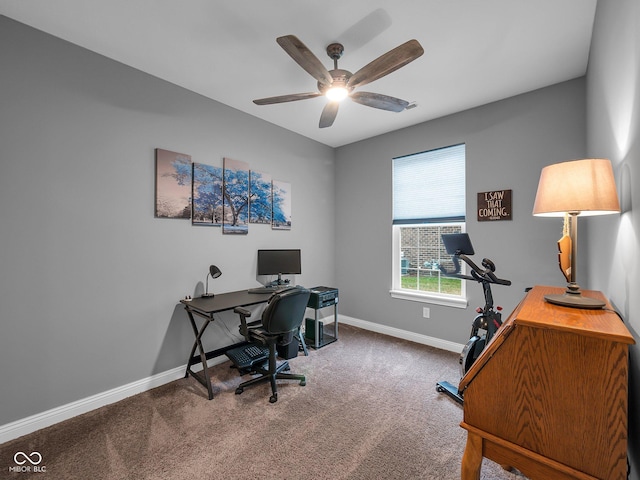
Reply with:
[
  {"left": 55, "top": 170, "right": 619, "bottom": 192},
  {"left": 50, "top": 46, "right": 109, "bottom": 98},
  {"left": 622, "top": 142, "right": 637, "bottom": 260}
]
[{"left": 269, "top": 273, "right": 287, "bottom": 286}]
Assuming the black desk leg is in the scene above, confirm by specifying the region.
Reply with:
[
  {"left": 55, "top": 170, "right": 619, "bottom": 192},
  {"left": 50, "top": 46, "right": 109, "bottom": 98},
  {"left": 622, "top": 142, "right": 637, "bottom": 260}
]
[{"left": 184, "top": 309, "right": 215, "bottom": 400}]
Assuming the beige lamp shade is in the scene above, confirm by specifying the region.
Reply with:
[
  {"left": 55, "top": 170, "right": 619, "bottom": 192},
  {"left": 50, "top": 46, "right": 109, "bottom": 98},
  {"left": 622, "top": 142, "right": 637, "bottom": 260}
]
[{"left": 533, "top": 158, "right": 620, "bottom": 217}]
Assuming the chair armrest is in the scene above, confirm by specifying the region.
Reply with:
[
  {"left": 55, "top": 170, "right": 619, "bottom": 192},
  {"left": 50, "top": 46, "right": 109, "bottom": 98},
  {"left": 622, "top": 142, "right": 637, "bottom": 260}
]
[
  {"left": 234, "top": 306, "right": 252, "bottom": 317},
  {"left": 234, "top": 307, "right": 253, "bottom": 341},
  {"left": 248, "top": 328, "right": 268, "bottom": 345}
]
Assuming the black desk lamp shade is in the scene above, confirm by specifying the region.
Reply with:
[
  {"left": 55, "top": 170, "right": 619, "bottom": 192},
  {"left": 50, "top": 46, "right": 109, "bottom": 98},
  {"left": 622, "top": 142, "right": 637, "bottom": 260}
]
[{"left": 203, "top": 265, "right": 222, "bottom": 297}]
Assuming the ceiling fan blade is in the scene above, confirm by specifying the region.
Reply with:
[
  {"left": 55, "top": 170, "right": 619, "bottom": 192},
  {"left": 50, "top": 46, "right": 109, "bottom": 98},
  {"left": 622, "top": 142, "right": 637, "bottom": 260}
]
[
  {"left": 277, "top": 35, "right": 334, "bottom": 86},
  {"left": 348, "top": 39, "right": 424, "bottom": 89},
  {"left": 319, "top": 102, "right": 339, "bottom": 128},
  {"left": 253, "top": 92, "right": 322, "bottom": 105},
  {"left": 350, "top": 92, "right": 409, "bottom": 112}
]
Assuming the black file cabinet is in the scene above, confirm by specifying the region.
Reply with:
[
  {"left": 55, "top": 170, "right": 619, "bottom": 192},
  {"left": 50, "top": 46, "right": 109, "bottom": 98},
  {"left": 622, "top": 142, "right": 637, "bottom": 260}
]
[{"left": 305, "top": 286, "right": 338, "bottom": 349}]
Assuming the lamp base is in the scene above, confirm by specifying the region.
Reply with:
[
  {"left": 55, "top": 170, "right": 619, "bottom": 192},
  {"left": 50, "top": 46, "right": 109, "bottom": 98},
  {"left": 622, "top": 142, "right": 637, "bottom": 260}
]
[
  {"left": 201, "top": 293, "right": 215, "bottom": 298},
  {"left": 544, "top": 292, "right": 605, "bottom": 309}
]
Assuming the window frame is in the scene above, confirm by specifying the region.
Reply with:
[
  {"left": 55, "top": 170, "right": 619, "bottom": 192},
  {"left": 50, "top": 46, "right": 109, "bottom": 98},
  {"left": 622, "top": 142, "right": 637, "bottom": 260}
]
[{"left": 390, "top": 143, "right": 467, "bottom": 309}]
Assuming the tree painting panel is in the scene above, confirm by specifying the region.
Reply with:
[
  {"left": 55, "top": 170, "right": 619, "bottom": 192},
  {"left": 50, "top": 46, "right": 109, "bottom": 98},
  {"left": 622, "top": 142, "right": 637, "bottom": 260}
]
[
  {"left": 223, "top": 158, "right": 249, "bottom": 234},
  {"left": 249, "top": 170, "right": 272, "bottom": 224},
  {"left": 192, "top": 162, "right": 223, "bottom": 226},
  {"left": 272, "top": 180, "right": 292, "bottom": 230},
  {"left": 155, "top": 148, "right": 192, "bottom": 219}
]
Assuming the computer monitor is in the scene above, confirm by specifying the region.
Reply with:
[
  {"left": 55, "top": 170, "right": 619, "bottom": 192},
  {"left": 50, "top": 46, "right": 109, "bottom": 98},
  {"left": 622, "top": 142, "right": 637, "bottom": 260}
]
[{"left": 257, "top": 249, "right": 301, "bottom": 284}]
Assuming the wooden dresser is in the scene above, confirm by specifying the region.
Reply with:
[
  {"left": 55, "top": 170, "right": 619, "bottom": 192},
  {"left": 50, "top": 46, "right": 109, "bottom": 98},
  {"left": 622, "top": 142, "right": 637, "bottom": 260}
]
[{"left": 459, "top": 285, "right": 635, "bottom": 480}]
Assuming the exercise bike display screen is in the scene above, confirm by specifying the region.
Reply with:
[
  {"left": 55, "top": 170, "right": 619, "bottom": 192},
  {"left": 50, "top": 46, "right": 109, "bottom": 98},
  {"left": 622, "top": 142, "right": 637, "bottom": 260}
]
[{"left": 442, "top": 233, "right": 475, "bottom": 256}]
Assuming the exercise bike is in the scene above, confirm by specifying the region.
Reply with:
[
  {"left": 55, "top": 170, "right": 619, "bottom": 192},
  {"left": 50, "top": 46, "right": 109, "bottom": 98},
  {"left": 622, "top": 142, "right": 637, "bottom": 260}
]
[{"left": 435, "top": 233, "right": 511, "bottom": 404}]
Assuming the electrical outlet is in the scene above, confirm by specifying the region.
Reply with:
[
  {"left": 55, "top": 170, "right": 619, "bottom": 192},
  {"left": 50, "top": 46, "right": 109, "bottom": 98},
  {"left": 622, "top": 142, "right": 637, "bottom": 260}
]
[{"left": 423, "top": 307, "right": 430, "bottom": 318}]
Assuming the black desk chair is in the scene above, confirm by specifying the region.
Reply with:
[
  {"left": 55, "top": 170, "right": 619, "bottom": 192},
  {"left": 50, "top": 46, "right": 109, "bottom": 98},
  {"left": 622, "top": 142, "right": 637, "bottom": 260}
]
[{"left": 228, "top": 287, "right": 311, "bottom": 403}]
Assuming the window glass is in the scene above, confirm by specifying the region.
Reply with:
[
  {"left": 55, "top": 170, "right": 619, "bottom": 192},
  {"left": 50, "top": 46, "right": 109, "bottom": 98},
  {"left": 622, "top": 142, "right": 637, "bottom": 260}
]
[{"left": 398, "top": 224, "right": 463, "bottom": 295}]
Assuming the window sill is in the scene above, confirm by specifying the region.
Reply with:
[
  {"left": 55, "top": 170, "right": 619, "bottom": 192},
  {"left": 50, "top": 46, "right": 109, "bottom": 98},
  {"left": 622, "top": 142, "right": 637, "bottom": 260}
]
[{"left": 389, "top": 289, "right": 468, "bottom": 309}]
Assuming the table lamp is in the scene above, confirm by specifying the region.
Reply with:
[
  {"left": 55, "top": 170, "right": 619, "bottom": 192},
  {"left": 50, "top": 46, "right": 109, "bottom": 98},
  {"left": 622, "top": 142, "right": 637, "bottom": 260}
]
[
  {"left": 202, "top": 265, "right": 222, "bottom": 297},
  {"left": 532, "top": 158, "right": 620, "bottom": 308}
]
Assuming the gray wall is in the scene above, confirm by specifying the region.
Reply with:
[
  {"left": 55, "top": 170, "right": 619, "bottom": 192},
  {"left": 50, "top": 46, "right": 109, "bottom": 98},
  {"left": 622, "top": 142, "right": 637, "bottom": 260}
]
[
  {"left": 335, "top": 78, "right": 586, "bottom": 343},
  {"left": 586, "top": 0, "right": 640, "bottom": 478},
  {"left": 0, "top": 16, "right": 335, "bottom": 426}
]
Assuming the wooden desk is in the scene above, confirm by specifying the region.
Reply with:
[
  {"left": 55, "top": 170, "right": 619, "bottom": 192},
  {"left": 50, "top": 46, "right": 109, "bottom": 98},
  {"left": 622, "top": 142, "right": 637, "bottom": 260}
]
[
  {"left": 459, "top": 285, "right": 634, "bottom": 480},
  {"left": 180, "top": 290, "right": 272, "bottom": 399}
]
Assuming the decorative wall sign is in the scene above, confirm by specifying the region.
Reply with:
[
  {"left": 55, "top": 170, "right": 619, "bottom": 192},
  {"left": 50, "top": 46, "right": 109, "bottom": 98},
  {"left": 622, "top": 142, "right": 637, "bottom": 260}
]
[
  {"left": 223, "top": 158, "right": 250, "bottom": 234},
  {"left": 272, "top": 180, "right": 292, "bottom": 230},
  {"left": 477, "top": 189, "right": 512, "bottom": 221},
  {"left": 154, "top": 149, "right": 192, "bottom": 219},
  {"left": 192, "top": 163, "right": 223, "bottom": 226},
  {"left": 249, "top": 170, "right": 273, "bottom": 224}
]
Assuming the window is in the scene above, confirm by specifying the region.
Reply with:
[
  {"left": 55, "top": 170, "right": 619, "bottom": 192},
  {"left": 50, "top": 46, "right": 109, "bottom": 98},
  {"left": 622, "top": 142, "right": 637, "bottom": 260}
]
[{"left": 391, "top": 144, "right": 466, "bottom": 308}]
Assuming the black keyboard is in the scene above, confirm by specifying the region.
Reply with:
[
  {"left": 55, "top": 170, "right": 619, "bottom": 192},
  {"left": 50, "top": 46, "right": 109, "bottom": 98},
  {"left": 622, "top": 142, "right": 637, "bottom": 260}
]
[
  {"left": 226, "top": 344, "right": 269, "bottom": 369},
  {"left": 247, "top": 285, "right": 292, "bottom": 294}
]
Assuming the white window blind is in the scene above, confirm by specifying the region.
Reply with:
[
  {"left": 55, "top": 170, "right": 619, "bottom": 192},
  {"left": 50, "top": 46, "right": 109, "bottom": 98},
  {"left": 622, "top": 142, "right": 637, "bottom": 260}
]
[{"left": 393, "top": 143, "right": 466, "bottom": 224}]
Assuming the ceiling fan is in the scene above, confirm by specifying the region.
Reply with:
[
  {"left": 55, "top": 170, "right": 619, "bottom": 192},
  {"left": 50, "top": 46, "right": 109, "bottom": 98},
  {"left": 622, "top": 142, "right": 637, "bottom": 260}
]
[{"left": 253, "top": 35, "right": 424, "bottom": 128}]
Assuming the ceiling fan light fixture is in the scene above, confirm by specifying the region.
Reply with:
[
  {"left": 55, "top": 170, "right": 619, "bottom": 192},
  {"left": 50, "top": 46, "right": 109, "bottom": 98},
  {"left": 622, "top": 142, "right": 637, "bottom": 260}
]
[
  {"left": 254, "top": 35, "right": 425, "bottom": 127},
  {"left": 325, "top": 86, "right": 349, "bottom": 102}
]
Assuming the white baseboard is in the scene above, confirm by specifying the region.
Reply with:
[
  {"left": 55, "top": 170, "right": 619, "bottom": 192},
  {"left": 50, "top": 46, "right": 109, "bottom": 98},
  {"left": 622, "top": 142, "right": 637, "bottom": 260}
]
[
  {"left": 338, "top": 315, "right": 465, "bottom": 353},
  {"left": 0, "top": 358, "right": 227, "bottom": 445},
  {"left": 0, "top": 316, "right": 463, "bottom": 444}
]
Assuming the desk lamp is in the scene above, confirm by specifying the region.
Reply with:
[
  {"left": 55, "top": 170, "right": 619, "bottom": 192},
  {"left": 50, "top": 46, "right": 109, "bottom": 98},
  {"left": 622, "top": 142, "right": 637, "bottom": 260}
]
[
  {"left": 202, "top": 265, "right": 222, "bottom": 297},
  {"left": 533, "top": 158, "right": 620, "bottom": 309}
]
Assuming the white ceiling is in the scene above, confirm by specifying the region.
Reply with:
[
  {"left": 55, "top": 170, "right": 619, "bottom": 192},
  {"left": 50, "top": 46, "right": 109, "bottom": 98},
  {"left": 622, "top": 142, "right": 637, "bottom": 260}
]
[{"left": 0, "top": 0, "right": 598, "bottom": 148}]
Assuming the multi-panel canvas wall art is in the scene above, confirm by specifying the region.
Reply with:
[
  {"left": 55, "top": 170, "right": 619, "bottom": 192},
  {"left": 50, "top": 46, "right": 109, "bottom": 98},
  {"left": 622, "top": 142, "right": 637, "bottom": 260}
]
[
  {"left": 272, "top": 180, "right": 292, "bottom": 230},
  {"left": 154, "top": 149, "right": 192, "bottom": 219},
  {"left": 192, "top": 163, "right": 223, "bottom": 226},
  {"left": 222, "top": 158, "right": 249, "bottom": 234},
  {"left": 155, "top": 149, "right": 292, "bottom": 233},
  {"left": 249, "top": 170, "right": 272, "bottom": 224}
]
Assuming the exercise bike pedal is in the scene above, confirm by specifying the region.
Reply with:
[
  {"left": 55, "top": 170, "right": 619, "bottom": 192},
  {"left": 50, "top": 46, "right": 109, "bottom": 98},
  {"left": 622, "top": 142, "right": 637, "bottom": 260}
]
[{"left": 436, "top": 381, "right": 463, "bottom": 405}]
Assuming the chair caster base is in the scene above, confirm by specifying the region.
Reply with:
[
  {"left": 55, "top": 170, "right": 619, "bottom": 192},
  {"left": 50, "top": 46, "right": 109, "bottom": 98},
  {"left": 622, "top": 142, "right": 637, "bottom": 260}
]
[
  {"left": 300, "top": 380, "right": 306, "bottom": 386},
  {"left": 269, "top": 394, "right": 277, "bottom": 403},
  {"left": 235, "top": 387, "right": 243, "bottom": 395}
]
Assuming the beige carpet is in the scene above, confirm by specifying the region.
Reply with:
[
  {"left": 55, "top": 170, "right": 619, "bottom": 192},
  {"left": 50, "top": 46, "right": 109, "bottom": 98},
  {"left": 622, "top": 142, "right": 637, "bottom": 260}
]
[{"left": 1, "top": 324, "right": 526, "bottom": 479}]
